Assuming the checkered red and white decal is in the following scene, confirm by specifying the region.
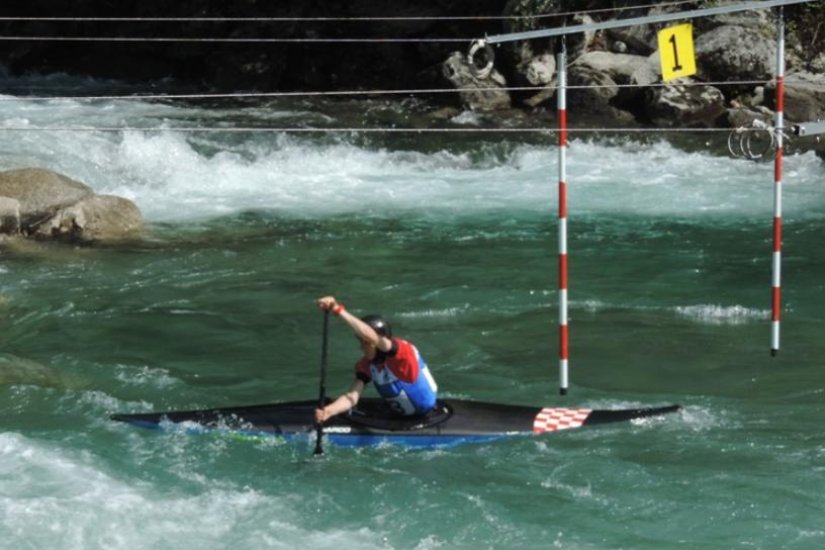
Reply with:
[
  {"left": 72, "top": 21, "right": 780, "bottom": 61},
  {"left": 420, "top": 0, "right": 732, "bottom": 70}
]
[{"left": 532, "top": 407, "right": 592, "bottom": 433}]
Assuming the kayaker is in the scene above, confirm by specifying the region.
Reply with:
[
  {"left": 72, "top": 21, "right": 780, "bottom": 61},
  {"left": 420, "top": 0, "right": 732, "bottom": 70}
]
[{"left": 315, "top": 296, "right": 438, "bottom": 423}]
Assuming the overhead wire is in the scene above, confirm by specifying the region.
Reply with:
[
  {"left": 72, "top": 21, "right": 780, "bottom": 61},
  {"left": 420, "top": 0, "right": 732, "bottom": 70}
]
[
  {"left": 0, "top": 36, "right": 471, "bottom": 43},
  {"left": 0, "top": 0, "right": 703, "bottom": 43},
  {"left": 0, "top": 126, "right": 737, "bottom": 134},
  {"left": 0, "top": 1, "right": 699, "bottom": 23},
  {"left": 0, "top": 80, "right": 774, "bottom": 103}
]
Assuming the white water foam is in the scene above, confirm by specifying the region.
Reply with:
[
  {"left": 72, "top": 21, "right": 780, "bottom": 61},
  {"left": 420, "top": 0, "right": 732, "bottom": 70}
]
[
  {"left": 0, "top": 432, "right": 387, "bottom": 550},
  {"left": 676, "top": 404, "right": 734, "bottom": 433},
  {"left": 113, "top": 364, "right": 180, "bottom": 389},
  {"left": 1, "top": 96, "right": 822, "bottom": 222},
  {"left": 567, "top": 300, "right": 768, "bottom": 326},
  {"left": 674, "top": 304, "right": 768, "bottom": 325}
]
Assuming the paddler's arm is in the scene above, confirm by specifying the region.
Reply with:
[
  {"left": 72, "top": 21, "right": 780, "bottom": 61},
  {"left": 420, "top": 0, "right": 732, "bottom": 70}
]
[
  {"left": 317, "top": 295, "right": 393, "bottom": 352},
  {"left": 315, "top": 378, "right": 365, "bottom": 424}
]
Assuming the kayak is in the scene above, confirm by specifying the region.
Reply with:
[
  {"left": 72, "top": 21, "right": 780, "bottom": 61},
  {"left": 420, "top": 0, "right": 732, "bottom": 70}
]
[{"left": 111, "top": 398, "right": 681, "bottom": 448}]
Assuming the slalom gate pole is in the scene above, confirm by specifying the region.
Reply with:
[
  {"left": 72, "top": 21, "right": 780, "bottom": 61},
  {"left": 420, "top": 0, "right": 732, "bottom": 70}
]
[
  {"left": 771, "top": 7, "right": 784, "bottom": 356},
  {"left": 557, "top": 38, "right": 569, "bottom": 395}
]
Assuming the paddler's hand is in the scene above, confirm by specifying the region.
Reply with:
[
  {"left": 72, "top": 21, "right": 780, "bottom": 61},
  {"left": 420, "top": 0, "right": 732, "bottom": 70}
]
[
  {"left": 315, "top": 407, "right": 330, "bottom": 424},
  {"left": 317, "top": 296, "right": 345, "bottom": 316},
  {"left": 317, "top": 296, "right": 337, "bottom": 311}
]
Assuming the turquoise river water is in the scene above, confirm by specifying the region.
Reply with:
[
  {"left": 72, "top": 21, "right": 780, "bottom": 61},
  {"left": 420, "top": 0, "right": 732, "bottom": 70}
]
[{"left": 1, "top": 81, "right": 824, "bottom": 549}]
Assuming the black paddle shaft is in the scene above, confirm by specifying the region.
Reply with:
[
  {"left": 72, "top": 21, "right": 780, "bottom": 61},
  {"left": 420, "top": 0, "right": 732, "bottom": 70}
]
[{"left": 314, "top": 310, "right": 330, "bottom": 455}]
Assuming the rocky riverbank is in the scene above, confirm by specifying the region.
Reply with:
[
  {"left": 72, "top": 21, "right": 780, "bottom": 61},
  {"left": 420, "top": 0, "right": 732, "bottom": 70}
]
[{"left": 1, "top": 1, "right": 822, "bottom": 126}]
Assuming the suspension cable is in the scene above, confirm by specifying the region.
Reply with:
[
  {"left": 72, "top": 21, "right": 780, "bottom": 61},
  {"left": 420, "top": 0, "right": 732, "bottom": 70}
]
[
  {"left": 0, "top": 1, "right": 698, "bottom": 23},
  {"left": 0, "top": 35, "right": 470, "bottom": 43},
  {"left": 0, "top": 126, "right": 737, "bottom": 134},
  {"left": 0, "top": 80, "right": 772, "bottom": 103}
]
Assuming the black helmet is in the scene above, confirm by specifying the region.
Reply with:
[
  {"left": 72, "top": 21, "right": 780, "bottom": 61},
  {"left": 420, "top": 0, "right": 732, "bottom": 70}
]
[{"left": 361, "top": 314, "right": 392, "bottom": 338}]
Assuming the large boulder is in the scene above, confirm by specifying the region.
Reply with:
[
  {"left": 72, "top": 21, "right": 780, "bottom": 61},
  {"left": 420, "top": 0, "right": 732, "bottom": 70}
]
[
  {"left": 31, "top": 195, "right": 144, "bottom": 242},
  {"left": 764, "top": 71, "right": 825, "bottom": 122},
  {"left": 0, "top": 168, "right": 94, "bottom": 232},
  {"left": 695, "top": 25, "right": 775, "bottom": 82},
  {"left": 442, "top": 51, "right": 511, "bottom": 112},
  {"left": 645, "top": 81, "right": 727, "bottom": 127},
  {"left": 567, "top": 64, "right": 619, "bottom": 107},
  {"left": 574, "top": 51, "right": 650, "bottom": 85},
  {"left": 0, "top": 168, "right": 144, "bottom": 243},
  {"left": 631, "top": 51, "right": 663, "bottom": 88},
  {"left": 725, "top": 106, "right": 773, "bottom": 130},
  {"left": 573, "top": 50, "right": 651, "bottom": 115},
  {"left": 565, "top": 64, "right": 637, "bottom": 125}
]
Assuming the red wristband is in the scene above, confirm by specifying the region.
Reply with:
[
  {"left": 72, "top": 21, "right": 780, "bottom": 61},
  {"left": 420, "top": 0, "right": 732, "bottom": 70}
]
[{"left": 332, "top": 303, "right": 345, "bottom": 316}]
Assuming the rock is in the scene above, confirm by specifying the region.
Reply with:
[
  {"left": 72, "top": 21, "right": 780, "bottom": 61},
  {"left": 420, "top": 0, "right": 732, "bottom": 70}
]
[
  {"left": 566, "top": 64, "right": 636, "bottom": 126},
  {"left": 574, "top": 51, "right": 650, "bottom": 85},
  {"left": 605, "top": 3, "right": 689, "bottom": 57},
  {"left": 631, "top": 51, "right": 663, "bottom": 88},
  {"left": 0, "top": 352, "right": 82, "bottom": 388},
  {"left": 645, "top": 81, "right": 727, "bottom": 127},
  {"left": 0, "top": 168, "right": 144, "bottom": 243},
  {"left": 502, "top": 0, "right": 563, "bottom": 70},
  {"left": 0, "top": 353, "right": 62, "bottom": 387},
  {"left": 442, "top": 51, "right": 511, "bottom": 112},
  {"left": 811, "top": 53, "right": 825, "bottom": 74},
  {"left": 752, "top": 86, "right": 766, "bottom": 107},
  {"left": 502, "top": 1, "right": 595, "bottom": 89},
  {"left": 521, "top": 53, "right": 556, "bottom": 108},
  {"left": 0, "top": 197, "right": 21, "bottom": 235},
  {"left": 569, "top": 13, "right": 598, "bottom": 60},
  {"left": 726, "top": 107, "right": 773, "bottom": 129},
  {"left": 525, "top": 53, "right": 556, "bottom": 86},
  {"left": 427, "top": 106, "right": 462, "bottom": 122},
  {"left": 568, "top": 64, "right": 619, "bottom": 106},
  {"left": 696, "top": 9, "right": 772, "bottom": 32},
  {"left": 0, "top": 168, "right": 94, "bottom": 232},
  {"left": 523, "top": 87, "right": 555, "bottom": 109},
  {"left": 32, "top": 195, "right": 144, "bottom": 243},
  {"left": 606, "top": 25, "right": 655, "bottom": 56},
  {"left": 695, "top": 25, "right": 775, "bottom": 82},
  {"left": 764, "top": 72, "right": 825, "bottom": 122}
]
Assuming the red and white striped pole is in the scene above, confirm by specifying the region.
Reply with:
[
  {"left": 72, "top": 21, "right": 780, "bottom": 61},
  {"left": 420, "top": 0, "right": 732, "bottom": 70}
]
[
  {"left": 557, "top": 39, "right": 569, "bottom": 394},
  {"left": 771, "top": 7, "right": 784, "bottom": 356}
]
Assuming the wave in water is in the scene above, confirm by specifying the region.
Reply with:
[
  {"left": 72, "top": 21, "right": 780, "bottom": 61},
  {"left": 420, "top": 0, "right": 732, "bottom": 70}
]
[
  {"left": 0, "top": 432, "right": 387, "bottom": 550},
  {"left": 0, "top": 96, "right": 823, "bottom": 222},
  {"left": 674, "top": 304, "right": 769, "bottom": 325}
]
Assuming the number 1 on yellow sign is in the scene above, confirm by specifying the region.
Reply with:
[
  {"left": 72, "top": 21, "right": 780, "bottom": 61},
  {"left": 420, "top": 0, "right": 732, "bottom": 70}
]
[{"left": 658, "top": 23, "right": 697, "bottom": 81}]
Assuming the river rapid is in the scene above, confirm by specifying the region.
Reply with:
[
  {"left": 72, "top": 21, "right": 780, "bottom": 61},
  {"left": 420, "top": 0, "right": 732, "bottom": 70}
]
[{"left": 1, "top": 77, "right": 824, "bottom": 549}]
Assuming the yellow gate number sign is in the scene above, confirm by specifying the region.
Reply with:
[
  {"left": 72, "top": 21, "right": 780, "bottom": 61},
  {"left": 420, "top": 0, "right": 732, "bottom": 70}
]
[{"left": 658, "top": 23, "right": 696, "bottom": 81}]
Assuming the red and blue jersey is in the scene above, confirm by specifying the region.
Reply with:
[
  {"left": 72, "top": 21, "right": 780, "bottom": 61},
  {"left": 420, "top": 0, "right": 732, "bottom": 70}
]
[{"left": 355, "top": 338, "right": 438, "bottom": 415}]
